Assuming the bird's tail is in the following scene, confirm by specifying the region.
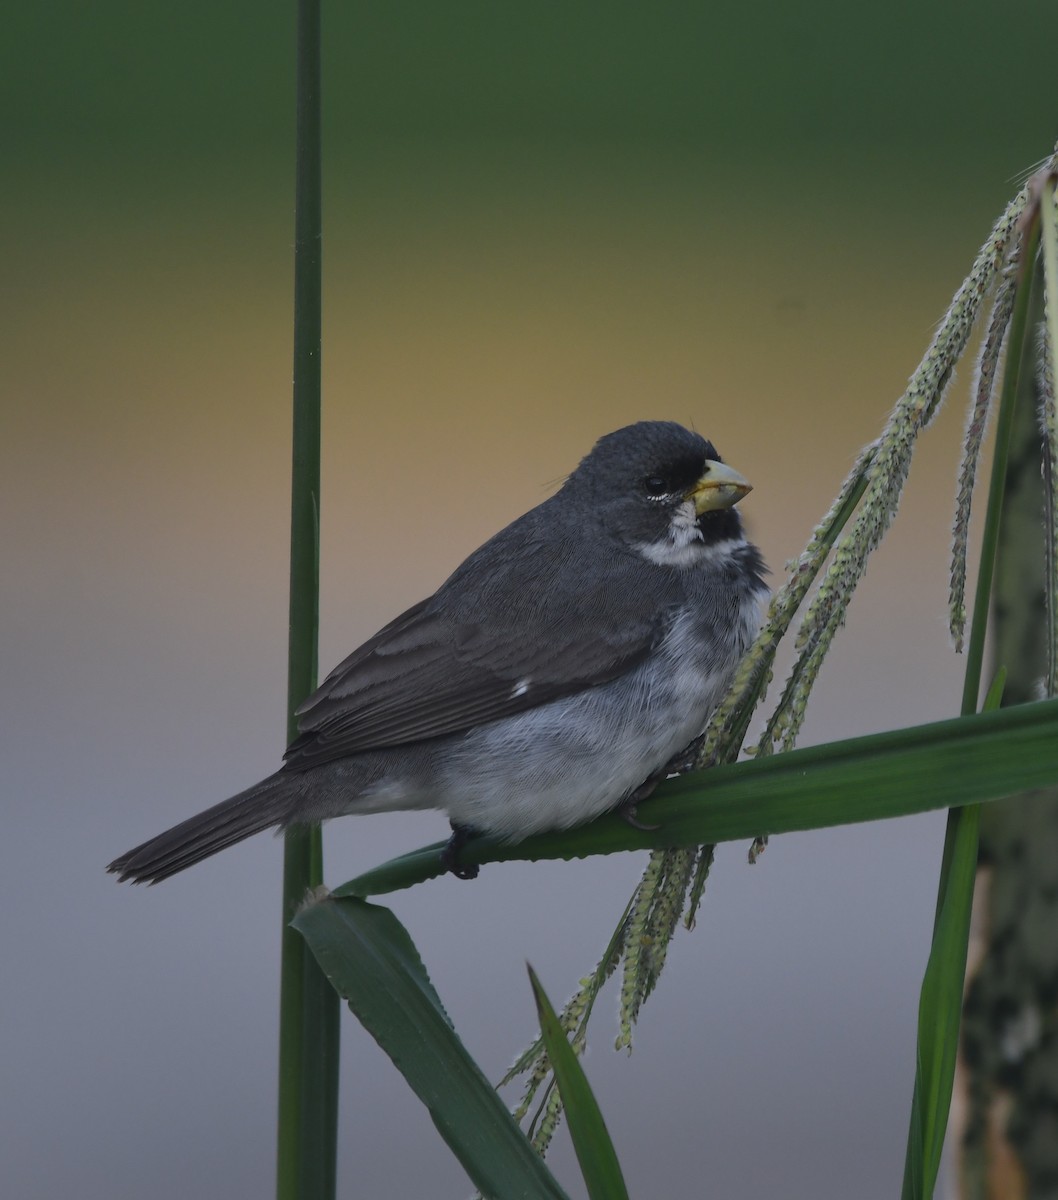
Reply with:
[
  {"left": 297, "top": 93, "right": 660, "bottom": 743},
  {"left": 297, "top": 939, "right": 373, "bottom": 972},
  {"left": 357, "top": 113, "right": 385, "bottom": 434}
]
[{"left": 107, "top": 772, "right": 299, "bottom": 885}]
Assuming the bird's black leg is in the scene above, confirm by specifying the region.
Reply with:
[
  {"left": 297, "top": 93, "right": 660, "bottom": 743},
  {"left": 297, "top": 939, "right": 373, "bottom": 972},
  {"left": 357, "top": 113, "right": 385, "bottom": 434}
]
[
  {"left": 618, "top": 778, "right": 663, "bottom": 831},
  {"left": 619, "top": 736, "right": 706, "bottom": 831},
  {"left": 662, "top": 733, "right": 705, "bottom": 776},
  {"left": 441, "top": 822, "right": 480, "bottom": 880}
]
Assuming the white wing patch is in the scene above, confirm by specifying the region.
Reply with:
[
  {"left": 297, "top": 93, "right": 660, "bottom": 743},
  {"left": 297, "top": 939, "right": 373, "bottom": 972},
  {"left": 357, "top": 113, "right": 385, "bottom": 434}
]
[{"left": 511, "top": 679, "right": 532, "bottom": 698}]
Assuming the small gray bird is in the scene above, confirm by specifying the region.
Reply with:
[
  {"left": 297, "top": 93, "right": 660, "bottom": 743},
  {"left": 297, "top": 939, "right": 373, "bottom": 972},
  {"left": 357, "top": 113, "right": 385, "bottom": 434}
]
[{"left": 108, "top": 421, "right": 767, "bottom": 884}]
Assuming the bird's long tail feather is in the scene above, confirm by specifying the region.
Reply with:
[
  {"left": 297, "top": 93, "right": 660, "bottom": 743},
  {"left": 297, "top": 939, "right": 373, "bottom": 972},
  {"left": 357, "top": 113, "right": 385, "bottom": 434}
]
[{"left": 107, "top": 773, "right": 298, "bottom": 884}]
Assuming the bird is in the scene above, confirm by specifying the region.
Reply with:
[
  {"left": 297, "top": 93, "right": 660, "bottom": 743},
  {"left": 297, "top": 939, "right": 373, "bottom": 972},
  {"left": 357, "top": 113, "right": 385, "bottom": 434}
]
[{"left": 108, "top": 421, "right": 767, "bottom": 884}]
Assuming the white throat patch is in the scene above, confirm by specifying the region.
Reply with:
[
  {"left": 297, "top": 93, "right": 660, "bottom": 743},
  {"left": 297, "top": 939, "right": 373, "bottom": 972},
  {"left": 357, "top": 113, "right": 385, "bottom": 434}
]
[{"left": 635, "top": 501, "right": 743, "bottom": 568}]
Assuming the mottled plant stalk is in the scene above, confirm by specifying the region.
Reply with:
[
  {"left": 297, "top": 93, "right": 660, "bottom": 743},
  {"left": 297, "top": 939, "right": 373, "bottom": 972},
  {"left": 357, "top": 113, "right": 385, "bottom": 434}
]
[
  {"left": 1038, "top": 174, "right": 1058, "bottom": 696},
  {"left": 1042, "top": 354, "right": 1058, "bottom": 698},
  {"left": 951, "top": 235, "right": 1049, "bottom": 1200}
]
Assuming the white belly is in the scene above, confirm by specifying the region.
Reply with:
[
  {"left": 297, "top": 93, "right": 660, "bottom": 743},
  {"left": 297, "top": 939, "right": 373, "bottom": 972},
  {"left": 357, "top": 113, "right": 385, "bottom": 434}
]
[{"left": 438, "top": 605, "right": 756, "bottom": 839}]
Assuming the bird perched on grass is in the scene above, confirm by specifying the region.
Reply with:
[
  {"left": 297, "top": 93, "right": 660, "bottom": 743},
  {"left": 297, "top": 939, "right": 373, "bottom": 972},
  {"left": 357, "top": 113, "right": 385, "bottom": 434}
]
[{"left": 109, "top": 421, "right": 767, "bottom": 884}]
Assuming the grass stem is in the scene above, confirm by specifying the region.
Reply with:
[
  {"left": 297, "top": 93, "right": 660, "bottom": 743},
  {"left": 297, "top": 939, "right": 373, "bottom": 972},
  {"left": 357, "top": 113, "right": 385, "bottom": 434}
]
[{"left": 275, "top": 3, "right": 340, "bottom": 1198}]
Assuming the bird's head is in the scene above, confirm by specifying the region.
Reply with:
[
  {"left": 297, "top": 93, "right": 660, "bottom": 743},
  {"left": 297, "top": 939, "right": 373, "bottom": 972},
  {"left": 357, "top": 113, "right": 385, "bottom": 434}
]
[{"left": 563, "top": 421, "right": 753, "bottom": 565}]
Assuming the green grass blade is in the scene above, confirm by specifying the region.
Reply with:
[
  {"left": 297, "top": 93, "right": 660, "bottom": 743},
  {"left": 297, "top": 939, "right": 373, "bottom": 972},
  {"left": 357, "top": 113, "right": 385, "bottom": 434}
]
[
  {"left": 901, "top": 676, "right": 1004, "bottom": 1200},
  {"left": 335, "top": 696, "right": 1058, "bottom": 897},
  {"left": 276, "top": 2, "right": 338, "bottom": 1198},
  {"left": 293, "top": 896, "right": 571, "bottom": 1200},
  {"left": 528, "top": 966, "right": 630, "bottom": 1200},
  {"left": 902, "top": 802, "right": 980, "bottom": 1200}
]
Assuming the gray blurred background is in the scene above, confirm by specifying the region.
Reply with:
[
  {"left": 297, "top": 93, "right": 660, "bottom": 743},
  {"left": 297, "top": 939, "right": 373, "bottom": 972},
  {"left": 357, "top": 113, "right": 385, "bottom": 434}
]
[{"left": 5, "top": 3, "right": 1057, "bottom": 1197}]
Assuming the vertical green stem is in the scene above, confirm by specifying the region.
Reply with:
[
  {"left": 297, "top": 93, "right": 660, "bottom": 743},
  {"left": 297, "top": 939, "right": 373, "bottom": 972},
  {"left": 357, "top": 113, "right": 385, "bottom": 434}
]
[{"left": 276, "top": 2, "right": 340, "bottom": 1199}]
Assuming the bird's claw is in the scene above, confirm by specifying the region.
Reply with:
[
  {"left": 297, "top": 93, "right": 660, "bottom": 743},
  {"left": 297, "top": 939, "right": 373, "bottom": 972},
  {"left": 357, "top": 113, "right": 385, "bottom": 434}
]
[
  {"left": 618, "top": 739, "right": 704, "bottom": 831},
  {"left": 662, "top": 734, "right": 705, "bottom": 776},
  {"left": 618, "top": 780, "right": 662, "bottom": 831},
  {"left": 441, "top": 822, "right": 480, "bottom": 880}
]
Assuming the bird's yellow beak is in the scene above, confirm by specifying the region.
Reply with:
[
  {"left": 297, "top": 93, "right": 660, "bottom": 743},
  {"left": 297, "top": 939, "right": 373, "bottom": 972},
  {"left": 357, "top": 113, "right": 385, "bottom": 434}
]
[{"left": 686, "top": 460, "right": 753, "bottom": 514}]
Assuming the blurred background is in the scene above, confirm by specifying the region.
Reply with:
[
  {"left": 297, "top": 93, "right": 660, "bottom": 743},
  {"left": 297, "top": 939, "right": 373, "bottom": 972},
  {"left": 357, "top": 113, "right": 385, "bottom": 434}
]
[{"left": 5, "top": 3, "right": 1057, "bottom": 1197}]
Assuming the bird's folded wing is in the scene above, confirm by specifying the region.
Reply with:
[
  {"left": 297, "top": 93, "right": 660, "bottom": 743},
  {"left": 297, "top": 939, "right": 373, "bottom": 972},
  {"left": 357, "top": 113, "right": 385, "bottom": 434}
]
[{"left": 284, "top": 578, "right": 666, "bottom": 770}]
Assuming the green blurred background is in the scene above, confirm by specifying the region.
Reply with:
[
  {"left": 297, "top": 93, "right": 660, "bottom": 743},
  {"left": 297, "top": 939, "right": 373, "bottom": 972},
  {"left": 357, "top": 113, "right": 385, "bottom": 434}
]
[{"left": 5, "top": 3, "right": 1057, "bottom": 1198}]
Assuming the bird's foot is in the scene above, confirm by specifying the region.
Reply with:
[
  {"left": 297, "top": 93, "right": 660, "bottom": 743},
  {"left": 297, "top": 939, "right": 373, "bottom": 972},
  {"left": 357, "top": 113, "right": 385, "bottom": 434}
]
[
  {"left": 441, "top": 822, "right": 480, "bottom": 880},
  {"left": 618, "top": 779, "right": 662, "bottom": 832},
  {"left": 662, "top": 734, "right": 705, "bottom": 776},
  {"left": 617, "top": 736, "right": 708, "bottom": 832}
]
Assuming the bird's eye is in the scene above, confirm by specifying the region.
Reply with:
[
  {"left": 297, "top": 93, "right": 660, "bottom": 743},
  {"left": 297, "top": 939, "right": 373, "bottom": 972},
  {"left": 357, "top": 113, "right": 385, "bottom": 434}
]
[{"left": 643, "top": 475, "right": 670, "bottom": 498}]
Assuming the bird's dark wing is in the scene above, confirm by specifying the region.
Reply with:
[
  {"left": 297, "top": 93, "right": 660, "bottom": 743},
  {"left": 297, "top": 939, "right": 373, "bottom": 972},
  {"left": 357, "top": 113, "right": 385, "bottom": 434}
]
[{"left": 284, "top": 519, "right": 675, "bottom": 770}]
